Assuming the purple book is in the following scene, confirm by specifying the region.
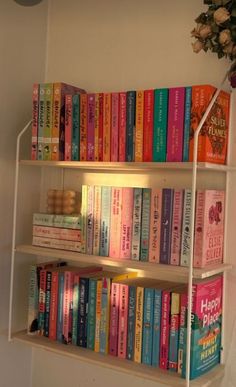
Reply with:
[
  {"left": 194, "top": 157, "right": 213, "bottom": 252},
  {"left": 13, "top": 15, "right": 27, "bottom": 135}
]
[
  {"left": 87, "top": 93, "right": 95, "bottom": 161},
  {"left": 166, "top": 87, "right": 185, "bottom": 162},
  {"left": 160, "top": 188, "right": 174, "bottom": 264}
]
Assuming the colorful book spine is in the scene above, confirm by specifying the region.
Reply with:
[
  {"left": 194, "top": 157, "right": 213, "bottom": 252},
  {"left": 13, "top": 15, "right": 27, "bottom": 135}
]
[
  {"left": 109, "top": 282, "right": 120, "bottom": 356},
  {"left": 27, "top": 265, "right": 39, "bottom": 334},
  {"left": 169, "top": 292, "right": 180, "bottom": 372},
  {"left": 31, "top": 83, "right": 39, "bottom": 160},
  {"left": 135, "top": 90, "right": 144, "bottom": 161},
  {"left": 37, "top": 84, "right": 45, "bottom": 160},
  {"left": 49, "top": 271, "right": 59, "bottom": 340},
  {"left": 32, "top": 236, "right": 81, "bottom": 252},
  {"left": 87, "top": 93, "right": 95, "bottom": 161},
  {"left": 87, "top": 278, "right": 97, "bottom": 350},
  {"left": 126, "top": 91, "right": 136, "bottom": 162},
  {"left": 142, "top": 288, "right": 154, "bottom": 365},
  {"left": 93, "top": 186, "right": 102, "bottom": 256},
  {"left": 183, "top": 87, "right": 192, "bottom": 162},
  {"left": 143, "top": 89, "right": 154, "bottom": 162},
  {"left": 65, "top": 94, "right": 73, "bottom": 161},
  {"left": 43, "top": 83, "right": 54, "bottom": 160},
  {"left": 127, "top": 285, "right": 136, "bottom": 360},
  {"left": 80, "top": 93, "right": 87, "bottom": 161},
  {"left": 160, "top": 188, "right": 174, "bottom": 264},
  {"left": 109, "top": 187, "right": 122, "bottom": 258},
  {"left": 72, "top": 273, "right": 79, "bottom": 345},
  {"left": 149, "top": 189, "right": 162, "bottom": 263},
  {"left": 152, "top": 289, "right": 162, "bottom": 366},
  {"left": 119, "top": 92, "right": 127, "bottom": 161},
  {"left": 131, "top": 188, "right": 142, "bottom": 261},
  {"left": 56, "top": 271, "right": 64, "bottom": 342},
  {"left": 44, "top": 270, "right": 52, "bottom": 337},
  {"left": 170, "top": 189, "right": 184, "bottom": 265},
  {"left": 78, "top": 277, "right": 89, "bottom": 347},
  {"left": 153, "top": 88, "right": 168, "bottom": 162},
  {"left": 62, "top": 271, "right": 73, "bottom": 344},
  {"left": 33, "top": 213, "right": 82, "bottom": 229},
  {"left": 99, "top": 186, "right": 111, "bottom": 257},
  {"left": 160, "top": 290, "right": 171, "bottom": 369},
  {"left": 100, "top": 277, "right": 111, "bottom": 354},
  {"left": 178, "top": 293, "right": 187, "bottom": 374},
  {"left": 72, "top": 94, "right": 80, "bottom": 161},
  {"left": 94, "top": 279, "right": 102, "bottom": 352},
  {"left": 32, "top": 225, "right": 81, "bottom": 241},
  {"left": 94, "top": 93, "right": 100, "bottom": 161},
  {"left": 86, "top": 185, "right": 94, "bottom": 255},
  {"left": 120, "top": 188, "right": 133, "bottom": 259},
  {"left": 111, "top": 92, "right": 119, "bottom": 162},
  {"left": 117, "top": 284, "right": 129, "bottom": 358},
  {"left": 103, "top": 93, "right": 111, "bottom": 161},
  {"left": 98, "top": 93, "right": 104, "bottom": 161},
  {"left": 140, "top": 188, "right": 151, "bottom": 261},
  {"left": 38, "top": 269, "right": 47, "bottom": 335},
  {"left": 134, "top": 286, "right": 144, "bottom": 363},
  {"left": 180, "top": 189, "right": 192, "bottom": 266},
  {"left": 81, "top": 185, "right": 88, "bottom": 253},
  {"left": 167, "top": 87, "right": 185, "bottom": 162}
]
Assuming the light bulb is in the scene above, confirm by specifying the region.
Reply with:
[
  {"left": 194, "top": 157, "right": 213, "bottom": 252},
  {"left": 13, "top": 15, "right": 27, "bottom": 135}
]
[{"left": 14, "top": 0, "right": 43, "bottom": 6}]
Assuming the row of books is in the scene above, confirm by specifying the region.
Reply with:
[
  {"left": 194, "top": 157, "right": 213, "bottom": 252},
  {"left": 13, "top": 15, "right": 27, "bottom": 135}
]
[
  {"left": 31, "top": 82, "right": 230, "bottom": 165},
  {"left": 32, "top": 186, "right": 225, "bottom": 268},
  {"left": 28, "top": 262, "right": 222, "bottom": 380}
]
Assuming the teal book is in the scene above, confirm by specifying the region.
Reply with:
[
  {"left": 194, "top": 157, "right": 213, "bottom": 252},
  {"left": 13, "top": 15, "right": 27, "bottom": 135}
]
[
  {"left": 127, "top": 285, "right": 136, "bottom": 360},
  {"left": 56, "top": 272, "right": 64, "bottom": 342},
  {"left": 142, "top": 288, "right": 154, "bottom": 365},
  {"left": 151, "top": 289, "right": 162, "bottom": 366},
  {"left": 99, "top": 186, "right": 111, "bottom": 256},
  {"left": 140, "top": 188, "right": 151, "bottom": 261},
  {"left": 72, "top": 274, "right": 79, "bottom": 345},
  {"left": 87, "top": 278, "right": 97, "bottom": 350},
  {"left": 72, "top": 94, "right": 80, "bottom": 161},
  {"left": 183, "top": 87, "right": 192, "bottom": 162},
  {"left": 153, "top": 88, "right": 168, "bottom": 162}
]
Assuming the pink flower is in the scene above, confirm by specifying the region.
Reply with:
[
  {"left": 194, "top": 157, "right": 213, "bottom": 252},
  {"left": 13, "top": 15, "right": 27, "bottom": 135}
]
[
  {"left": 214, "top": 7, "right": 230, "bottom": 25},
  {"left": 191, "top": 24, "right": 212, "bottom": 40},
  {"left": 192, "top": 40, "right": 204, "bottom": 53}
]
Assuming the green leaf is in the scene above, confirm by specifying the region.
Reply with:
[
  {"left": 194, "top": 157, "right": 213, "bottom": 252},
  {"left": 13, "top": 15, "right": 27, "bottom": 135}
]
[{"left": 204, "top": 0, "right": 213, "bottom": 4}]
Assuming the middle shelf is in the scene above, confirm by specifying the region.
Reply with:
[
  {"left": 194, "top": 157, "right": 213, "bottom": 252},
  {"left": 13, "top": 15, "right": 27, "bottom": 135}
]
[{"left": 15, "top": 244, "right": 232, "bottom": 283}]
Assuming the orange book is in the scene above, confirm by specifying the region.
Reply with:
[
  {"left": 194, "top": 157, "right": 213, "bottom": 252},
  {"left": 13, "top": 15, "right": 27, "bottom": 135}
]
[
  {"left": 135, "top": 90, "right": 144, "bottom": 162},
  {"left": 80, "top": 93, "right": 87, "bottom": 161},
  {"left": 189, "top": 85, "right": 230, "bottom": 164},
  {"left": 103, "top": 93, "right": 111, "bottom": 161}
]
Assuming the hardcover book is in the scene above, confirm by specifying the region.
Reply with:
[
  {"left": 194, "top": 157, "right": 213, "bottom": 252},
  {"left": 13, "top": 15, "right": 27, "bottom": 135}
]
[
  {"left": 183, "top": 86, "right": 192, "bottom": 162},
  {"left": 167, "top": 87, "right": 185, "bottom": 162},
  {"left": 153, "top": 88, "right": 168, "bottom": 162},
  {"left": 143, "top": 89, "right": 154, "bottom": 162}
]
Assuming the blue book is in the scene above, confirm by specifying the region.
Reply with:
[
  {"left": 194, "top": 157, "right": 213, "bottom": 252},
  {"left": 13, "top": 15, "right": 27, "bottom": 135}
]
[
  {"left": 87, "top": 278, "right": 97, "bottom": 350},
  {"left": 152, "top": 289, "right": 162, "bottom": 366},
  {"left": 160, "top": 188, "right": 174, "bottom": 264},
  {"left": 77, "top": 277, "right": 89, "bottom": 347},
  {"left": 44, "top": 271, "right": 52, "bottom": 337},
  {"left": 72, "top": 94, "right": 80, "bottom": 161},
  {"left": 99, "top": 277, "right": 111, "bottom": 354},
  {"left": 140, "top": 188, "right": 151, "bottom": 261},
  {"left": 126, "top": 91, "right": 136, "bottom": 161},
  {"left": 127, "top": 285, "right": 136, "bottom": 360},
  {"left": 153, "top": 88, "right": 168, "bottom": 162},
  {"left": 56, "top": 272, "right": 64, "bottom": 342},
  {"left": 99, "top": 186, "right": 111, "bottom": 256},
  {"left": 142, "top": 288, "right": 154, "bottom": 365},
  {"left": 183, "top": 87, "right": 192, "bottom": 162}
]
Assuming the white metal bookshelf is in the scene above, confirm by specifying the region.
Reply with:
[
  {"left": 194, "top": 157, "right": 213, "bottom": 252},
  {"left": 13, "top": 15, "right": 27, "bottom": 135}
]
[{"left": 8, "top": 77, "right": 234, "bottom": 387}]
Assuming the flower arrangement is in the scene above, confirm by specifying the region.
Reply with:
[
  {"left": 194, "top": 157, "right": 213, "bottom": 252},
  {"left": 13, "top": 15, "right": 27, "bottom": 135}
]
[{"left": 191, "top": 0, "right": 236, "bottom": 86}]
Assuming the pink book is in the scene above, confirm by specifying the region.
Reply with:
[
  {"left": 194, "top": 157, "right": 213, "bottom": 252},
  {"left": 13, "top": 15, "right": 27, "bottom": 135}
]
[
  {"left": 178, "top": 293, "right": 188, "bottom": 374},
  {"left": 87, "top": 93, "right": 95, "bottom": 161},
  {"left": 170, "top": 189, "right": 184, "bottom": 265},
  {"left": 65, "top": 94, "right": 73, "bottom": 161},
  {"left": 111, "top": 93, "right": 119, "bottom": 161},
  {"left": 109, "top": 187, "right": 122, "bottom": 258},
  {"left": 94, "top": 94, "right": 99, "bottom": 161},
  {"left": 143, "top": 89, "right": 154, "bottom": 162},
  {"left": 167, "top": 87, "right": 185, "bottom": 162},
  {"left": 149, "top": 189, "right": 162, "bottom": 263},
  {"left": 109, "top": 282, "right": 120, "bottom": 356},
  {"left": 98, "top": 93, "right": 104, "bottom": 161},
  {"left": 33, "top": 225, "right": 81, "bottom": 242},
  {"left": 117, "top": 283, "right": 129, "bottom": 358},
  {"left": 119, "top": 92, "right": 127, "bottom": 162},
  {"left": 120, "top": 188, "right": 134, "bottom": 259},
  {"left": 194, "top": 190, "right": 225, "bottom": 268},
  {"left": 160, "top": 290, "right": 171, "bottom": 369},
  {"left": 49, "top": 271, "right": 59, "bottom": 340},
  {"left": 62, "top": 271, "right": 74, "bottom": 344},
  {"left": 31, "top": 83, "right": 39, "bottom": 160}
]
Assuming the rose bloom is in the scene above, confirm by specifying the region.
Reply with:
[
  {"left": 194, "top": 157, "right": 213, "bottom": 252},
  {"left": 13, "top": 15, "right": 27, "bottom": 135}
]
[
  {"left": 219, "top": 29, "right": 231, "bottom": 46},
  {"left": 191, "top": 23, "right": 212, "bottom": 39},
  {"left": 214, "top": 7, "right": 230, "bottom": 25},
  {"left": 192, "top": 40, "right": 204, "bottom": 53},
  {"left": 223, "top": 41, "right": 234, "bottom": 54}
]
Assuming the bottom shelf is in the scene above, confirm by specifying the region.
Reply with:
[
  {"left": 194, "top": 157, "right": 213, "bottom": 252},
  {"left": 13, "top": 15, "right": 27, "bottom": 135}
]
[{"left": 12, "top": 330, "right": 224, "bottom": 387}]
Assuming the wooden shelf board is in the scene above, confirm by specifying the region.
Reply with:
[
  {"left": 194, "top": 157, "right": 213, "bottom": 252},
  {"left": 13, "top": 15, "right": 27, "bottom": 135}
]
[
  {"left": 19, "top": 160, "right": 236, "bottom": 172},
  {"left": 12, "top": 330, "right": 224, "bottom": 387},
  {"left": 15, "top": 245, "right": 232, "bottom": 281}
]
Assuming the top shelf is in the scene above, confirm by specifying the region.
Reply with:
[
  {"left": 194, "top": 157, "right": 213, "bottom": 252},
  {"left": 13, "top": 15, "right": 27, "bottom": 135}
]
[{"left": 20, "top": 160, "right": 236, "bottom": 172}]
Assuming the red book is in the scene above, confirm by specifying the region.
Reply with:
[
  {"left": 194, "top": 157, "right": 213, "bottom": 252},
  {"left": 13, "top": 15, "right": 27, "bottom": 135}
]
[
  {"left": 111, "top": 93, "right": 119, "bottom": 161},
  {"left": 143, "top": 89, "right": 154, "bottom": 162},
  {"left": 49, "top": 271, "right": 59, "bottom": 340},
  {"left": 80, "top": 93, "right": 87, "bottom": 161},
  {"left": 119, "top": 92, "right": 127, "bottom": 162},
  {"left": 87, "top": 93, "right": 95, "bottom": 161},
  {"left": 98, "top": 93, "right": 104, "bottom": 161}
]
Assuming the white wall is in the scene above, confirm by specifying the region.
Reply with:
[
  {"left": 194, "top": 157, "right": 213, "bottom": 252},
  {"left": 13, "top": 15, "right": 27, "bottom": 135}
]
[
  {"left": 31, "top": 1, "right": 232, "bottom": 387},
  {"left": 0, "top": 1, "right": 48, "bottom": 386}
]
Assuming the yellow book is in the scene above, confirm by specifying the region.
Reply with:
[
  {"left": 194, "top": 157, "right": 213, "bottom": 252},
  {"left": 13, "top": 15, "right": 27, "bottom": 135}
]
[
  {"left": 135, "top": 90, "right": 144, "bottom": 162},
  {"left": 134, "top": 286, "right": 144, "bottom": 363}
]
